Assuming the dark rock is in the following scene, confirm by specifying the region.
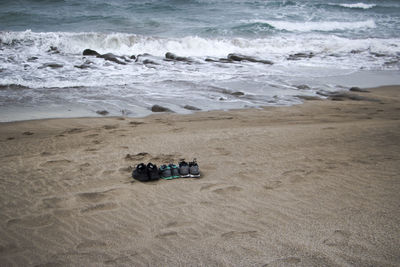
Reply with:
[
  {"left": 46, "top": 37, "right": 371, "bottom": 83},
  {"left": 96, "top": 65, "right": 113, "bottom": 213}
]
[
  {"left": 165, "top": 52, "right": 192, "bottom": 62},
  {"left": 27, "top": 56, "right": 38, "bottom": 62},
  {"left": 316, "top": 91, "right": 330, "bottom": 97},
  {"left": 121, "top": 56, "right": 132, "bottom": 63},
  {"left": 183, "top": 105, "right": 201, "bottom": 111},
  {"left": 205, "top": 57, "right": 233, "bottom": 63},
  {"left": 39, "top": 63, "right": 63, "bottom": 69},
  {"left": 135, "top": 54, "right": 160, "bottom": 65},
  {"left": 135, "top": 53, "right": 151, "bottom": 62},
  {"left": 83, "top": 49, "right": 100, "bottom": 56},
  {"left": 296, "top": 95, "right": 322, "bottom": 101},
  {"left": 205, "top": 58, "right": 218, "bottom": 62},
  {"left": 219, "top": 97, "right": 225, "bottom": 101},
  {"left": 143, "top": 59, "right": 159, "bottom": 65},
  {"left": 48, "top": 46, "right": 60, "bottom": 54},
  {"left": 371, "top": 52, "right": 386, "bottom": 57},
  {"left": 231, "top": 91, "right": 245, "bottom": 96},
  {"left": 349, "top": 87, "right": 369, "bottom": 93},
  {"left": 328, "top": 92, "right": 379, "bottom": 102},
  {"left": 221, "top": 89, "right": 245, "bottom": 97},
  {"left": 0, "top": 84, "right": 29, "bottom": 90},
  {"left": 130, "top": 55, "right": 136, "bottom": 60},
  {"left": 151, "top": 105, "right": 173, "bottom": 112},
  {"left": 296, "top": 85, "right": 311, "bottom": 90},
  {"left": 74, "top": 64, "right": 90, "bottom": 69},
  {"left": 218, "top": 58, "right": 234, "bottom": 63},
  {"left": 287, "top": 52, "right": 314, "bottom": 60},
  {"left": 96, "top": 110, "right": 109, "bottom": 116},
  {"left": 227, "top": 53, "right": 273, "bottom": 64},
  {"left": 74, "top": 60, "right": 94, "bottom": 69},
  {"left": 97, "top": 53, "right": 126, "bottom": 65}
]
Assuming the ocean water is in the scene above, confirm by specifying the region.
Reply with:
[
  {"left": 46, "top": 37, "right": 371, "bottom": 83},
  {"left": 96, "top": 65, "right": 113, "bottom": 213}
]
[{"left": 0, "top": 0, "right": 399, "bottom": 121}]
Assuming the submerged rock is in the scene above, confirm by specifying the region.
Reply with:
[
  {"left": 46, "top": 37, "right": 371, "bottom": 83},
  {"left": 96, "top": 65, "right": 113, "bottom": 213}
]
[
  {"left": 96, "top": 110, "right": 109, "bottom": 116},
  {"left": 38, "top": 63, "right": 63, "bottom": 69},
  {"left": 47, "top": 46, "right": 60, "bottom": 54},
  {"left": 205, "top": 57, "right": 233, "bottom": 63},
  {"left": 349, "top": 87, "right": 369, "bottom": 93},
  {"left": 27, "top": 56, "right": 38, "bottom": 62},
  {"left": 231, "top": 91, "right": 245, "bottom": 96},
  {"left": 97, "top": 53, "right": 126, "bottom": 65},
  {"left": 323, "top": 91, "right": 379, "bottom": 102},
  {"left": 151, "top": 105, "right": 174, "bottom": 112},
  {"left": 83, "top": 49, "right": 100, "bottom": 56},
  {"left": 287, "top": 52, "right": 314, "bottom": 60},
  {"left": 165, "top": 52, "right": 192, "bottom": 62},
  {"left": 183, "top": 105, "right": 201, "bottom": 111},
  {"left": 227, "top": 53, "right": 273, "bottom": 64},
  {"left": 296, "top": 95, "right": 322, "bottom": 101},
  {"left": 296, "top": 85, "right": 311, "bottom": 90},
  {"left": 135, "top": 54, "right": 160, "bottom": 65},
  {"left": 74, "top": 60, "right": 94, "bottom": 69}
]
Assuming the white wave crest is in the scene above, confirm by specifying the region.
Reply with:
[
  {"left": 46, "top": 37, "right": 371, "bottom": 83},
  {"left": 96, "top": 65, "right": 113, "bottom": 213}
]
[
  {"left": 251, "top": 19, "right": 376, "bottom": 32},
  {"left": 1, "top": 30, "right": 398, "bottom": 60},
  {"left": 337, "top": 3, "right": 377, "bottom": 9}
]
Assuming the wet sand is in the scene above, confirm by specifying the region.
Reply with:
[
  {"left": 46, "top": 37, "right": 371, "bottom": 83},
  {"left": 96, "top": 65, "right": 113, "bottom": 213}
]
[{"left": 0, "top": 86, "right": 399, "bottom": 266}]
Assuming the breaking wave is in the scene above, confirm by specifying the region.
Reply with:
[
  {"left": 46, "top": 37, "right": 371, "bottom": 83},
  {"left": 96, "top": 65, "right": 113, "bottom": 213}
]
[
  {"left": 335, "top": 3, "right": 377, "bottom": 9},
  {"left": 249, "top": 19, "right": 376, "bottom": 32}
]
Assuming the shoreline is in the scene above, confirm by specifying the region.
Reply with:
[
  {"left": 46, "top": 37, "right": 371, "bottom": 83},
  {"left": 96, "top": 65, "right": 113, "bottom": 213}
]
[
  {"left": 1, "top": 84, "right": 399, "bottom": 125},
  {"left": 0, "top": 85, "right": 399, "bottom": 266}
]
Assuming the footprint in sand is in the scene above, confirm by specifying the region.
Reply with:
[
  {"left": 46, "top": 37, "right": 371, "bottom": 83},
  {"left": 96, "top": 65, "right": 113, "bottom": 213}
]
[
  {"left": 80, "top": 202, "right": 118, "bottom": 213},
  {"left": 63, "top": 128, "right": 83, "bottom": 134},
  {"left": 214, "top": 147, "right": 231, "bottom": 156},
  {"left": 119, "top": 166, "right": 133, "bottom": 173},
  {"left": 200, "top": 183, "right": 220, "bottom": 191},
  {"left": 212, "top": 186, "right": 242, "bottom": 195},
  {"left": 155, "top": 231, "right": 178, "bottom": 239},
  {"left": 323, "top": 230, "right": 351, "bottom": 247},
  {"left": 150, "top": 153, "right": 180, "bottom": 163},
  {"left": 263, "top": 257, "right": 301, "bottom": 266},
  {"left": 103, "top": 125, "right": 118, "bottom": 130},
  {"left": 7, "top": 214, "right": 55, "bottom": 228},
  {"left": 0, "top": 243, "right": 20, "bottom": 255},
  {"left": 40, "top": 159, "right": 72, "bottom": 167},
  {"left": 76, "top": 189, "right": 116, "bottom": 203},
  {"left": 84, "top": 148, "right": 99, "bottom": 152},
  {"left": 125, "top": 152, "right": 150, "bottom": 161},
  {"left": 263, "top": 180, "right": 282, "bottom": 190},
  {"left": 221, "top": 230, "right": 258, "bottom": 239},
  {"left": 40, "top": 196, "right": 65, "bottom": 209},
  {"left": 84, "top": 133, "right": 99, "bottom": 138},
  {"left": 281, "top": 169, "right": 311, "bottom": 184},
  {"left": 129, "top": 121, "right": 144, "bottom": 126},
  {"left": 76, "top": 240, "right": 107, "bottom": 250}
]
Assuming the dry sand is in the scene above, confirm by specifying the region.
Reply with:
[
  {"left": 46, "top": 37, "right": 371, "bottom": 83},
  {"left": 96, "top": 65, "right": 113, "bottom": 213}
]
[{"left": 0, "top": 86, "right": 399, "bottom": 266}]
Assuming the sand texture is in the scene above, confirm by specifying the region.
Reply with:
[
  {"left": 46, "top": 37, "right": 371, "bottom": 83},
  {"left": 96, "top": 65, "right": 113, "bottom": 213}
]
[{"left": 0, "top": 86, "right": 399, "bottom": 266}]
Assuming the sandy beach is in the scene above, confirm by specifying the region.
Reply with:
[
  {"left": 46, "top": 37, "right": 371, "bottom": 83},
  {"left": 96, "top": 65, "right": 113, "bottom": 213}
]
[{"left": 0, "top": 86, "right": 399, "bottom": 266}]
